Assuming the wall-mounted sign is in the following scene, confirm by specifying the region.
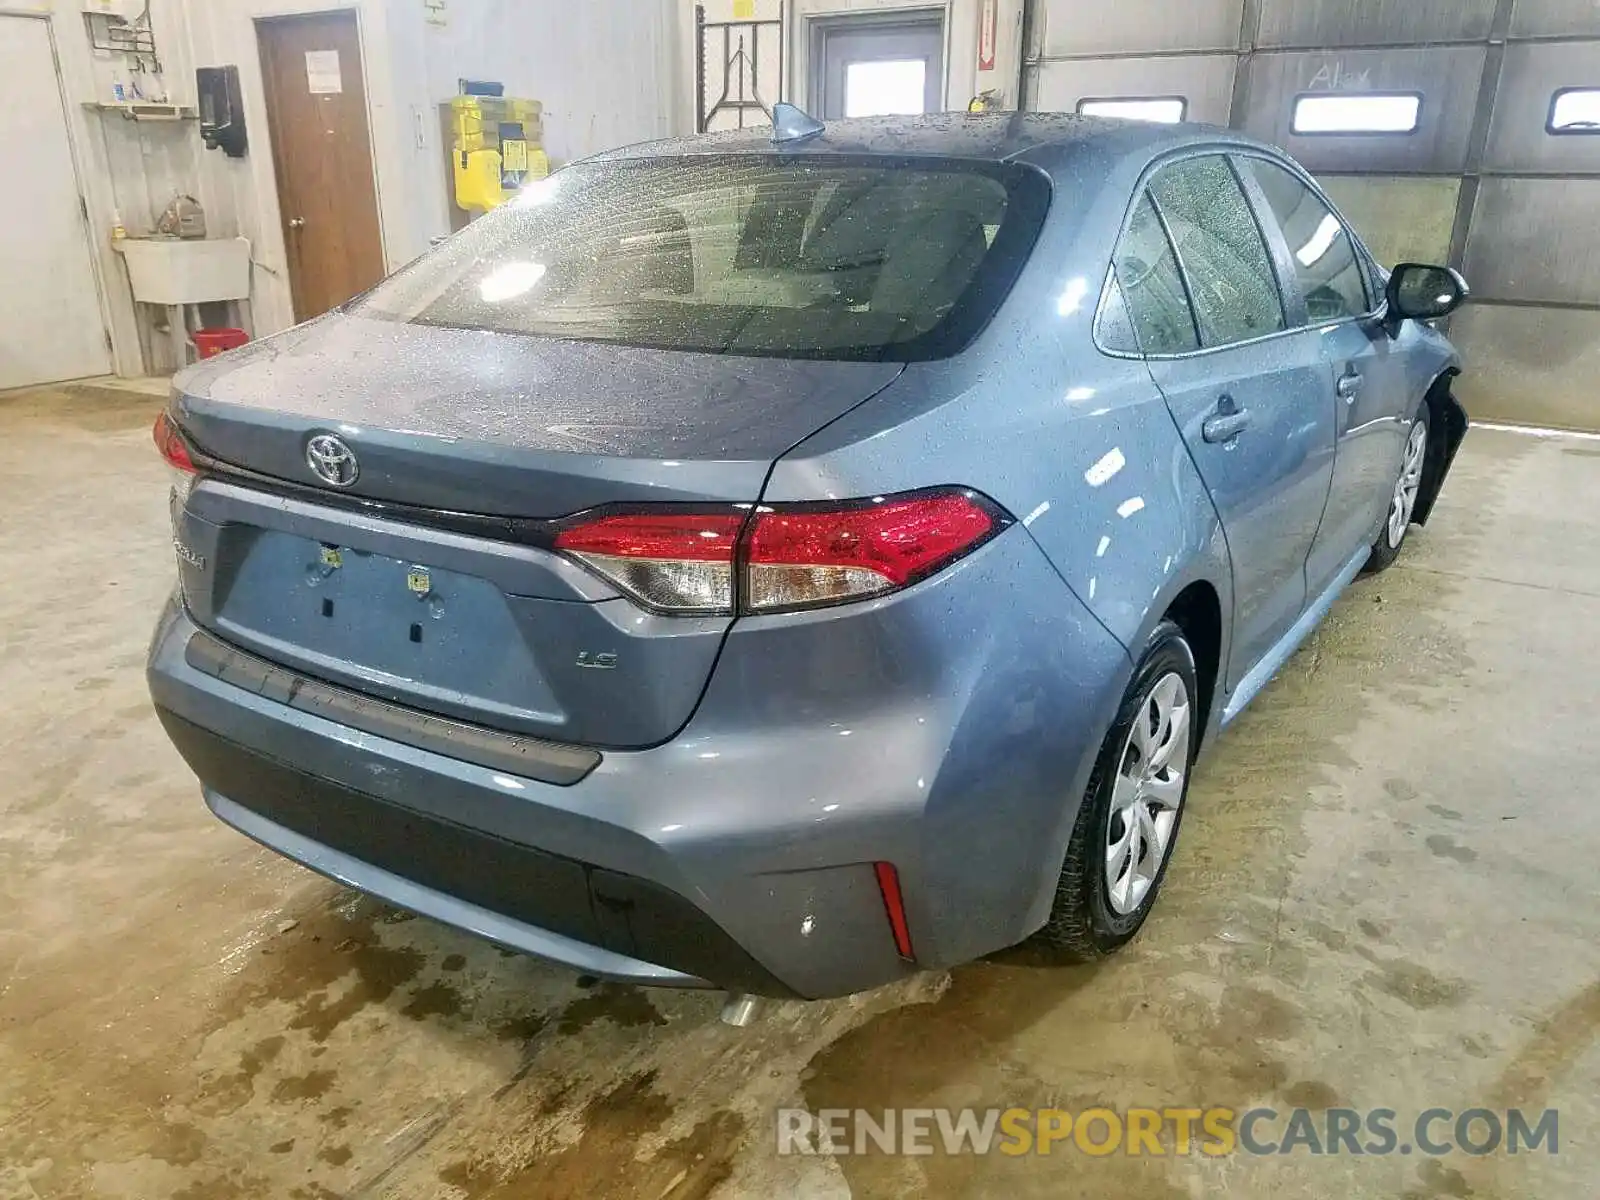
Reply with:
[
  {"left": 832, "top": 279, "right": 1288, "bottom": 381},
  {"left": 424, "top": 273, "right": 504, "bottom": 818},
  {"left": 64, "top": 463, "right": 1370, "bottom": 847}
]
[{"left": 978, "top": 0, "right": 998, "bottom": 73}]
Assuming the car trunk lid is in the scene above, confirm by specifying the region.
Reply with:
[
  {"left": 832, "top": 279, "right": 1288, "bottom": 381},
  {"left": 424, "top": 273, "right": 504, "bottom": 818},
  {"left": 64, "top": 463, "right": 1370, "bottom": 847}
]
[
  {"left": 175, "top": 315, "right": 903, "bottom": 513},
  {"left": 169, "top": 316, "right": 903, "bottom": 748}
]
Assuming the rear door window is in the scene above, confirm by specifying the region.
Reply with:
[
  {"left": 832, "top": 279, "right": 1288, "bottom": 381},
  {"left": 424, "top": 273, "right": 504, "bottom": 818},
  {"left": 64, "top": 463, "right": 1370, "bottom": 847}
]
[
  {"left": 1103, "top": 193, "right": 1199, "bottom": 355},
  {"left": 355, "top": 156, "right": 1050, "bottom": 362},
  {"left": 1149, "top": 156, "right": 1287, "bottom": 348},
  {"left": 1240, "top": 156, "right": 1371, "bottom": 323}
]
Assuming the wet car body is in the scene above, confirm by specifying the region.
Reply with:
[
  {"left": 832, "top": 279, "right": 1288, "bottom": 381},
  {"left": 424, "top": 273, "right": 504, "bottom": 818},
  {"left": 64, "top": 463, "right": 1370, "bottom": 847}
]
[{"left": 148, "top": 113, "right": 1466, "bottom": 998}]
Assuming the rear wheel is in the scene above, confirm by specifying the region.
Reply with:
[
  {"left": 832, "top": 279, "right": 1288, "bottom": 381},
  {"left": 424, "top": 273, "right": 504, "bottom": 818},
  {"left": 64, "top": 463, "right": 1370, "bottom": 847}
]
[
  {"left": 1033, "top": 620, "right": 1197, "bottom": 960},
  {"left": 1363, "top": 403, "right": 1430, "bottom": 574}
]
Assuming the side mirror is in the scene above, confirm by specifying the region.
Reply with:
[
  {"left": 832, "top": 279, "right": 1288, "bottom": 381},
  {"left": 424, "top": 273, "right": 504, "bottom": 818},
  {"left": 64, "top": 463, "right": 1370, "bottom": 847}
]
[{"left": 1385, "top": 263, "right": 1469, "bottom": 333}]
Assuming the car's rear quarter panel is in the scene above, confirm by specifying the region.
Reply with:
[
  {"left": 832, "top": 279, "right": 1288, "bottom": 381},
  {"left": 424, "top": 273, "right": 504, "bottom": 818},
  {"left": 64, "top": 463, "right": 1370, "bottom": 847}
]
[
  {"left": 750, "top": 139, "right": 1236, "bottom": 951},
  {"left": 767, "top": 137, "right": 1234, "bottom": 732}
]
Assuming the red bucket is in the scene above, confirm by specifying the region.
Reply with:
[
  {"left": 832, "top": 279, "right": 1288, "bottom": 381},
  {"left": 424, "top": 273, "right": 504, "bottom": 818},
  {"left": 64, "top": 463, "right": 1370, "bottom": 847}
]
[{"left": 193, "top": 327, "right": 250, "bottom": 359}]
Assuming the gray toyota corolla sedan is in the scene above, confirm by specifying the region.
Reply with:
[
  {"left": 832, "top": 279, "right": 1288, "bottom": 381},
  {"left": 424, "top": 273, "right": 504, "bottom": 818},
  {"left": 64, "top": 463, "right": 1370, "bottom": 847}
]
[{"left": 147, "top": 111, "right": 1468, "bottom": 1000}]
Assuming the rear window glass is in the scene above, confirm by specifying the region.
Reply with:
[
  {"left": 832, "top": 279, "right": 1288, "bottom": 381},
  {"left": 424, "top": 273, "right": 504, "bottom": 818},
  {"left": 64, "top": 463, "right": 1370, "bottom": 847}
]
[{"left": 356, "top": 156, "right": 1050, "bottom": 361}]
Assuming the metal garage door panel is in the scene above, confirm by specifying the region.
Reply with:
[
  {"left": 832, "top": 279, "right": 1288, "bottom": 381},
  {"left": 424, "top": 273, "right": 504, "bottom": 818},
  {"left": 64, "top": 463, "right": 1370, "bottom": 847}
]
[
  {"left": 1317, "top": 175, "right": 1460, "bottom": 267},
  {"left": 1240, "top": 46, "right": 1485, "bottom": 173},
  {"left": 1452, "top": 304, "right": 1600, "bottom": 432},
  {"left": 1035, "top": 0, "right": 1242, "bottom": 57},
  {"left": 1256, "top": 0, "right": 1496, "bottom": 48},
  {"left": 1030, "top": 55, "right": 1237, "bottom": 124},
  {"left": 1484, "top": 42, "right": 1600, "bottom": 173},
  {"left": 1511, "top": 0, "right": 1600, "bottom": 37},
  {"left": 1465, "top": 178, "right": 1600, "bottom": 305}
]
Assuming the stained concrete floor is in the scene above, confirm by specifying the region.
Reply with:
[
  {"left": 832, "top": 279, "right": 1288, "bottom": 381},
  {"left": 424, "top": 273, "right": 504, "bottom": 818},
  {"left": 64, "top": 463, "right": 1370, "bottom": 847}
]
[{"left": 2, "top": 382, "right": 1597, "bottom": 1200}]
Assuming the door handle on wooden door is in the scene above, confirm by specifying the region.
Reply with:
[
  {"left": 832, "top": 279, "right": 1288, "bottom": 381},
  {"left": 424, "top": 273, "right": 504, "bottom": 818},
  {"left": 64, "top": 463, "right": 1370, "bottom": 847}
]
[
  {"left": 1202, "top": 394, "right": 1251, "bottom": 444},
  {"left": 288, "top": 216, "right": 306, "bottom": 230}
]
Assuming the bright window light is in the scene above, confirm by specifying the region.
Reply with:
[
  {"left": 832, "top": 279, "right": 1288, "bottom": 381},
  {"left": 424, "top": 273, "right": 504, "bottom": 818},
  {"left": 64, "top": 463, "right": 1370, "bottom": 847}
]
[
  {"left": 1078, "top": 98, "right": 1186, "bottom": 124},
  {"left": 1550, "top": 88, "right": 1600, "bottom": 133},
  {"left": 479, "top": 261, "right": 546, "bottom": 303},
  {"left": 1296, "top": 214, "right": 1343, "bottom": 267},
  {"left": 845, "top": 59, "right": 927, "bottom": 118},
  {"left": 1292, "top": 93, "right": 1421, "bottom": 135}
]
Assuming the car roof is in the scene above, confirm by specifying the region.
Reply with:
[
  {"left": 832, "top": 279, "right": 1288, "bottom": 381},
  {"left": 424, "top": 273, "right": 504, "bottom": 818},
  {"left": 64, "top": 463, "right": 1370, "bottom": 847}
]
[{"left": 581, "top": 111, "right": 1257, "bottom": 170}]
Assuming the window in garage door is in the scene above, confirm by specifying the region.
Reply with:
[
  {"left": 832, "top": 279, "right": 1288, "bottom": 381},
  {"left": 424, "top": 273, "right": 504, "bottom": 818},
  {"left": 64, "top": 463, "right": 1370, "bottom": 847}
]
[
  {"left": 1078, "top": 97, "right": 1187, "bottom": 124},
  {"left": 1549, "top": 88, "right": 1600, "bottom": 134},
  {"left": 0, "top": 16, "right": 112, "bottom": 390}
]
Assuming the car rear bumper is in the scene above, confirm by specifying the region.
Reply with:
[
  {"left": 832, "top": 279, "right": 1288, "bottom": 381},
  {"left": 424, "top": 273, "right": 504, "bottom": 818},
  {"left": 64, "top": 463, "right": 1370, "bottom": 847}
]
[
  {"left": 147, "top": 527, "right": 1131, "bottom": 998},
  {"left": 162, "top": 710, "right": 773, "bottom": 992}
]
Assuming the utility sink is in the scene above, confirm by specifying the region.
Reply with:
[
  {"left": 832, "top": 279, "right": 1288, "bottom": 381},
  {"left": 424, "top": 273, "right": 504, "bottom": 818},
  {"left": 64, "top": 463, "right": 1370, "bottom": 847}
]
[{"left": 117, "top": 236, "right": 251, "bottom": 305}]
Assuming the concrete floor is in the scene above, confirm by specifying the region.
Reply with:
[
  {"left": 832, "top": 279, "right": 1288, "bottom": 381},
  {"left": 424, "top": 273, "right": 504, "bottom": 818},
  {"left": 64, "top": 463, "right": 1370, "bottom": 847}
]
[{"left": 2, "top": 382, "right": 1597, "bottom": 1200}]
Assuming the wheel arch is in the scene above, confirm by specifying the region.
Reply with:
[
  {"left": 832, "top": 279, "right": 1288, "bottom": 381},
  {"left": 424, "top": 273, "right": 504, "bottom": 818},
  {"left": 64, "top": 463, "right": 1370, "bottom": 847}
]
[
  {"left": 1413, "top": 367, "right": 1468, "bottom": 528},
  {"left": 1122, "top": 558, "right": 1233, "bottom": 758},
  {"left": 1161, "top": 580, "right": 1224, "bottom": 753}
]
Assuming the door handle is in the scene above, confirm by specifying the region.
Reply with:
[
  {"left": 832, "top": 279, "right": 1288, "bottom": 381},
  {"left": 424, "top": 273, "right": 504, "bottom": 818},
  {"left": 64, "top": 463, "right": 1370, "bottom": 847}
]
[
  {"left": 288, "top": 216, "right": 306, "bottom": 230},
  {"left": 1202, "top": 395, "right": 1251, "bottom": 444},
  {"left": 1336, "top": 369, "right": 1364, "bottom": 400}
]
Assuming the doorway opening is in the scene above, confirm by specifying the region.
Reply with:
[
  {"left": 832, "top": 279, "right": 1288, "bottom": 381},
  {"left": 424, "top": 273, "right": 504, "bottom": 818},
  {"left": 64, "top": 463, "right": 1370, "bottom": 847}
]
[
  {"left": 810, "top": 11, "right": 945, "bottom": 122},
  {"left": 256, "top": 10, "right": 385, "bottom": 322}
]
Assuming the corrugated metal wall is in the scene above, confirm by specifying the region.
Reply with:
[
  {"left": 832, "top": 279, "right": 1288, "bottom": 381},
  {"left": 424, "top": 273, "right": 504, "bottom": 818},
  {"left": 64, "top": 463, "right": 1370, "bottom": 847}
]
[{"left": 1022, "top": 0, "right": 1600, "bottom": 430}]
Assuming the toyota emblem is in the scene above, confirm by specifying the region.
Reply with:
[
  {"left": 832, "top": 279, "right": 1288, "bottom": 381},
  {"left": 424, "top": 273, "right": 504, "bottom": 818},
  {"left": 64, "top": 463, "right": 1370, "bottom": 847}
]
[{"left": 306, "top": 434, "right": 359, "bottom": 487}]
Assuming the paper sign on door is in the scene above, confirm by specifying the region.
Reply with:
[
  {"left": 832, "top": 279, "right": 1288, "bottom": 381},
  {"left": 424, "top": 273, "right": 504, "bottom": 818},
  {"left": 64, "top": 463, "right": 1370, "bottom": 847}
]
[{"left": 305, "top": 50, "right": 343, "bottom": 95}]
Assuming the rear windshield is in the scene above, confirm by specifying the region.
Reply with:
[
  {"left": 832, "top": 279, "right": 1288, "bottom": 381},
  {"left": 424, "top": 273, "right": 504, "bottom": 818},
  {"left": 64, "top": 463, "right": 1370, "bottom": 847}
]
[{"left": 355, "top": 155, "right": 1050, "bottom": 361}]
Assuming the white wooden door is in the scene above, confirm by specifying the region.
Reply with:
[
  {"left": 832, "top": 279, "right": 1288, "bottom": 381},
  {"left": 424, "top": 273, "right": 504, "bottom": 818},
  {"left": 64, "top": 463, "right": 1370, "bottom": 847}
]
[{"left": 0, "top": 17, "right": 112, "bottom": 390}]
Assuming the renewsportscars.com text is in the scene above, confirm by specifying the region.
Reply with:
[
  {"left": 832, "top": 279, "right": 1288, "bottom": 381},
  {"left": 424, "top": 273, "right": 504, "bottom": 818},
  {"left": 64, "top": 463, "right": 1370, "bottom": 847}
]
[{"left": 776, "top": 1106, "right": 1559, "bottom": 1158}]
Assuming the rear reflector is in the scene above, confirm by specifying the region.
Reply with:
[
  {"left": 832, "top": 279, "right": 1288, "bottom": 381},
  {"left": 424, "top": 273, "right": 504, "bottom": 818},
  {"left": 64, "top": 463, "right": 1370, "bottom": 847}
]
[
  {"left": 552, "top": 489, "right": 1007, "bottom": 615},
  {"left": 153, "top": 412, "right": 197, "bottom": 473},
  {"left": 874, "top": 861, "right": 915, "bottom": 960}
]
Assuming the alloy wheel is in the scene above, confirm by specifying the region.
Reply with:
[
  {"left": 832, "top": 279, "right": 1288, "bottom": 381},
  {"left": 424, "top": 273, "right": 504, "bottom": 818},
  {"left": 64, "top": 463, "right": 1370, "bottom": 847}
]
[
  {"left": 1105, "top": 671, "right": 1192, "bottom": 915},
  {"left": 1387, "top": 419, "right": 1429, "bottom": 549}
]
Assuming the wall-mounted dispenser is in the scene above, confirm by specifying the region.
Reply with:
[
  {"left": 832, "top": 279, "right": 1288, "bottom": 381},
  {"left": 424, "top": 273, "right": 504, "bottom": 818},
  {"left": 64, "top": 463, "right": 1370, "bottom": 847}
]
[
  {"left": 448, "top": 91, "right": 547, "bottom": 215},
  {"left": 197, "top": 65, "right": 247, "bottom": 157}
]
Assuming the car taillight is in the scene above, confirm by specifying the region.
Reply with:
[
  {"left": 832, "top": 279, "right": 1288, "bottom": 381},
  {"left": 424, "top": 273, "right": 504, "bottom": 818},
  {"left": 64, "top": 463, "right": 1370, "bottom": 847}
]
[
  {"left": 553, "top": 511, "right": 745, "bottom": 614},
  {"left": 153, "top": 412, "right": 197, "bottom": 473},
  {"left": 154, "top": 412, "right": 200, "bottom": 517},
  {"left": 552, "top": 489, "right": 1007, "bottom": 615},
  {"left": 743, "top": 491, "right": 1002, "bottom": 613}
]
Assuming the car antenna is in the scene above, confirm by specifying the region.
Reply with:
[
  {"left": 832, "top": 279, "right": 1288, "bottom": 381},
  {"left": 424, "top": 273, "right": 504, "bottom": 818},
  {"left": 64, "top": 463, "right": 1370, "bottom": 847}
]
[{"left": 771, "top": 102, "right": 825, "bottom": 144}]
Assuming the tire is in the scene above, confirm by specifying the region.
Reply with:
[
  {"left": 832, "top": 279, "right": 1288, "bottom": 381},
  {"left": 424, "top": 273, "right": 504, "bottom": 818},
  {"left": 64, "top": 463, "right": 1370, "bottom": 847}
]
[
  {"left": 1032, "top": 620, "right": 1199, "bottom": 960},
  {"left": 1363, "top": 400, "right": 1430, "bottom": 575}
]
